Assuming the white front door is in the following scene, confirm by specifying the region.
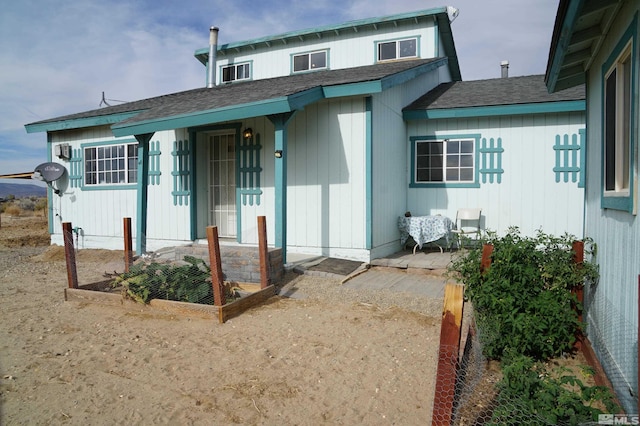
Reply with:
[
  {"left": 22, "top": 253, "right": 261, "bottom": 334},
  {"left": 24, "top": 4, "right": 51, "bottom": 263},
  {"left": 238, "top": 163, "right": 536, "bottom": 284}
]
[{"left": 208, "top": 132, "right": 236, "bottom": 238}]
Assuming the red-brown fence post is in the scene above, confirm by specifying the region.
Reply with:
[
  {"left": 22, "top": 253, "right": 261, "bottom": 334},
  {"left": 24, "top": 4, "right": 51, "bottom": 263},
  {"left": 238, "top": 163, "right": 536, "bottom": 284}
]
[
  {"left": 123, "top": 217, "right": 133, "bottom": 273},
  {"left": 258, "top": 216, "right": 271, "bottom": 289},
  {"left": 572, "top": 240, "right": 585, "bottom": 350},
  {"left": 62, "top": 222, "right": 78, "bottom": 289},
  {"left": 432, "top": 283, "right": 465, "bottom": 426},
  {"left": 207, "top": 226, "right": 226, "bottom": 307},
  {"left": 480, "top": 244, "right": 493, "bottom": 275}
]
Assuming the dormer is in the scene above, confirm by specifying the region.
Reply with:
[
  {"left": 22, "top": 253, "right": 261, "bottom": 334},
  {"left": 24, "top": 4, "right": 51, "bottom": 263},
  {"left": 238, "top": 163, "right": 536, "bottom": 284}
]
[{"left": 194, "top": 7, "right": 461, "bottom": 86}]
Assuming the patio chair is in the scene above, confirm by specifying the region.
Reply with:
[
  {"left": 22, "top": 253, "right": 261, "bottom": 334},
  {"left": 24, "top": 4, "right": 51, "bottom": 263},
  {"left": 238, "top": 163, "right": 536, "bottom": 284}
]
[{"left": 451, "top": 208, "right": 482, "bottom": 249}]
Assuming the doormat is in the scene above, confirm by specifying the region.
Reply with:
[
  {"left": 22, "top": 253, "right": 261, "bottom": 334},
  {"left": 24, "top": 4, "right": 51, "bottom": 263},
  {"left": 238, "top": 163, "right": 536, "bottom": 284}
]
[{"left": 307, "top": 258, "right": 363, "bottom": 276}]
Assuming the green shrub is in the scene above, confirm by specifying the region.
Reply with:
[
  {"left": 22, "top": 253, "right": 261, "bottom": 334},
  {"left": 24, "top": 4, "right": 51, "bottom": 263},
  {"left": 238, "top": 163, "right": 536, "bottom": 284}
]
[
  {"left": 448, "top": 228, "right": 598, "bottom": 360},
  {"left": 489, "top": 351, "right": 619, "bottom": 425},
  {"left": 112, "top": 256, "right": 214, "bottom": 304}
]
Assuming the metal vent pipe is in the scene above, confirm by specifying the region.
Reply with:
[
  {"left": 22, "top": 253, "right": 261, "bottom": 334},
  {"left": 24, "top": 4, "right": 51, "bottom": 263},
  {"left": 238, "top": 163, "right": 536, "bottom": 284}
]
[
  {"left": 501, "top": 60, "right": 509, "bottom": 78},
  {"left": 207, "top": 27, "right": 219, "bottom": 88}
]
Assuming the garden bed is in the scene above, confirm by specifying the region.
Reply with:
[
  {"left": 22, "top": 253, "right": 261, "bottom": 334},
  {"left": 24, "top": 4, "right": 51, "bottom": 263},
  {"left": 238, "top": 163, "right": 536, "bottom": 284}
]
[{"left": 64, "top": 280, "right": 276, "bottom": 323}]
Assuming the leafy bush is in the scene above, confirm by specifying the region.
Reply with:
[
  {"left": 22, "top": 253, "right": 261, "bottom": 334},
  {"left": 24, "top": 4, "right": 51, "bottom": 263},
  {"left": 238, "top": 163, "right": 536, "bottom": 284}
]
[
  {"left": 449, "top": 228, "right": 598, "bottom": 361},
  {"left": 112, "top": 256, "right": 215, "bottom": 304},
  {"left": 489, "top": 351, "right": 619, "bottom": 425}
]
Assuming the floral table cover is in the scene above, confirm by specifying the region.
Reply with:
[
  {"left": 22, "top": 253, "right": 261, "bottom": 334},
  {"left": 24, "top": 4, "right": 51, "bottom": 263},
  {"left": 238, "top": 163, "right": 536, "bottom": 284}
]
[{"left": 398, "top": 215, "right": 453, "bottom": 249}]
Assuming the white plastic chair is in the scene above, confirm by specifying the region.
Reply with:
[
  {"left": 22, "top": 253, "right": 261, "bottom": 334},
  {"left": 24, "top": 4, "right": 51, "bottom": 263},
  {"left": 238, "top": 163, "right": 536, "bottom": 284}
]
[{"left": 451, "top": 208, "right": 482, "bottom": 249}]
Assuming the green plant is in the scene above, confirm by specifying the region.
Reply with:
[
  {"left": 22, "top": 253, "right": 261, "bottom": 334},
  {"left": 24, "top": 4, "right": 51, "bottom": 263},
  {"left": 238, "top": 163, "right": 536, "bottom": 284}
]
[
  {"left": 448, "top": 228, "right": 598, "bottom": 360},
  {"left": 489, "top": 351, "right": 619, "bottom": 425},
  {"left": 112, "top": 256, "right": 217, "bottom": 305}
]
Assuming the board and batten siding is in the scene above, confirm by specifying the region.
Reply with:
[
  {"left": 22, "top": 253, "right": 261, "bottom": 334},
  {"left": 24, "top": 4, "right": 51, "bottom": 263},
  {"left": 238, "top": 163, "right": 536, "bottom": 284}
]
[
  {"left": 48, "top": 126, "right": 139, "bottom": 250},
  {"left": 406, "top": 112, "right": 586, "bottom": 239},
  {"left": 581, "top": 3, "right": 640, "bottom": 412},
  {"left": 370, "top": 66, "right": 448, "bottom": 260},
  {"left": 47, "top": 126, "right": 194, "bottom": 251},
  {"left": 285, "top": 98, "right": 368, "bottom": 260},
  {"left": 216, "top": 20, "right": 438, "bottom": 82}
]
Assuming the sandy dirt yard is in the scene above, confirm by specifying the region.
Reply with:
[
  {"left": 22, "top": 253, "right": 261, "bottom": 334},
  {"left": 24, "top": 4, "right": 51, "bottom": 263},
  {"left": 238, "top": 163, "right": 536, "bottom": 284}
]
[{"left": 0, "top": 214, "right": 442, "bottom": 425}]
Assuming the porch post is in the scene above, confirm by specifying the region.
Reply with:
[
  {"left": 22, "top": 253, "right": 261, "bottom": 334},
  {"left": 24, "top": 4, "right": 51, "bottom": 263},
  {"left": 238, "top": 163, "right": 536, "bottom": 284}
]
[
  {"left": 134, "top": 133, "right": 154, "bottom": 255},
  {"left": 268, "top": 112, "right": 296, "bottom": 264}
]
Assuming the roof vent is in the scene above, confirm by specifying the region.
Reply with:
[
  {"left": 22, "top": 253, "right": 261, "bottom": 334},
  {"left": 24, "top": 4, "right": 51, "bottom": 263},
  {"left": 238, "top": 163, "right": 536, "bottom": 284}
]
[
  {"left": 501, "top": 60, "right": 509, "bottom": 78},
  {"left": 207, "top": 27, "right": 219, "bottom": 88}
]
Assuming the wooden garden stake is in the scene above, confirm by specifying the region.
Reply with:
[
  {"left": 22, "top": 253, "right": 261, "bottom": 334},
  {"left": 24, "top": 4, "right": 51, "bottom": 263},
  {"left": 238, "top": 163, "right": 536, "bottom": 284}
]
[
  {"left": 480, "top": 244, "right": 493, "bottom": 275},
  {"left": 257, "top": 216, "right": 271, "bottom": 289},
  {"left": 62, "top": 222, "right": 78, "bottom": 289},
  {"left": 206, "top": 226, "right": 226, "bottom": 307},
  {"left": 572, "top": 240, "right": 585, "bottom": 350}
]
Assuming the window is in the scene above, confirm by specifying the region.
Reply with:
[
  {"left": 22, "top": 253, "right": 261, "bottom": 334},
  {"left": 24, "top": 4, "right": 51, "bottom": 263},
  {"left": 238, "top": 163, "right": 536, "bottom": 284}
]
[
  {"left": 84, "top": 142, "right": 138, "bottom": 186},
  {"left": 377, "top": 38, "right": 417, "bottom": 61},
  {"left": 221, "top": 62, "right": 250, "bottom": 83},
  {"left": 415, "top": 139, "right": 475, "bottom": 183},
  {"left": 292, "top": 50, "right": 327, "bottom": 72},
  {"left": 604, "top": 42, "right": 632, "bottom": 196}
]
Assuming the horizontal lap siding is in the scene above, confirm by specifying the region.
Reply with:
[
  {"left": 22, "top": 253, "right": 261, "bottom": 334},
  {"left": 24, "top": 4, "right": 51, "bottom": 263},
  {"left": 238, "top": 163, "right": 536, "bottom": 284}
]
[{"left": 406, "top": 112, "right": 586, "bottom": 239}]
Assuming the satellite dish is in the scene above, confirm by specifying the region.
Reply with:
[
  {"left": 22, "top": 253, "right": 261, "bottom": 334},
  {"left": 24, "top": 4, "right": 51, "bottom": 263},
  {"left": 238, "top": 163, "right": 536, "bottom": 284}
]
[{"left": 34, "top": 162, "right": 66, "bottom": 183}]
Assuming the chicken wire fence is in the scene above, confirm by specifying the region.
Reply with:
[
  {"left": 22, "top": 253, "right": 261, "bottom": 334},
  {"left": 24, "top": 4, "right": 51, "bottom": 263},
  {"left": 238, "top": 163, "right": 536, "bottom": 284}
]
[{"left": 432, "top": 321, "right": 622, "bottom": 426}]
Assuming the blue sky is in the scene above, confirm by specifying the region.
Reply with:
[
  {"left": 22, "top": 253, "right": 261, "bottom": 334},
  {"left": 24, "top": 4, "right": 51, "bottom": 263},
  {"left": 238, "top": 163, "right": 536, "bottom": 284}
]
[{"left": 0, "top": 0, "right": 559, "bottom": 183}]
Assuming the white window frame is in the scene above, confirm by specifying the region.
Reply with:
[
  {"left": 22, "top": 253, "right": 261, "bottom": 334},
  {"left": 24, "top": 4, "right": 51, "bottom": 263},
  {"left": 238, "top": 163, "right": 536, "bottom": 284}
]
[
  {"left": 292, "top": 50, "right": 327, "bottom": 73},
  {"left": 377, "top": 37, "right": 418, "bottom": 62},
  {"left": 603, "top": 41, "right": 632, "bottom": 198},
  {"left": 414, "top": 139, "right": 475, "bottom": 184},
  {"left": 84, "top": 142, "right": 138, "bottom": 186},
  {"left": 221, "top": 62, "right": 251, "bottom": 83}
]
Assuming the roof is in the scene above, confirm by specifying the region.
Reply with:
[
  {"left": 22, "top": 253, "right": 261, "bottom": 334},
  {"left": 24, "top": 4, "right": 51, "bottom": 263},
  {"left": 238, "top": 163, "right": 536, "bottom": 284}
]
[
  {"left": 545, "top": 0, "right": 625, "bottom": 93},
  {"left": 403, "top": 74, "right": 585, "bottom": 120},
  {"left": 194, "top": 8, "right": 462, "bottom": 82},
  {"left": 26, "top": 58, "right": 447, "bottom": 137}
]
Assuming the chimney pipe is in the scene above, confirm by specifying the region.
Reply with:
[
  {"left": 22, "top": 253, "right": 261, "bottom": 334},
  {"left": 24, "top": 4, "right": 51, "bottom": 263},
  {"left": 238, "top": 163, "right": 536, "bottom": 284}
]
[
  {"left": 207, "top": 26, "right": 219, "bottom": 88},
  {"left": 501, "top": 60, "right": 509, "bottom": 78}
]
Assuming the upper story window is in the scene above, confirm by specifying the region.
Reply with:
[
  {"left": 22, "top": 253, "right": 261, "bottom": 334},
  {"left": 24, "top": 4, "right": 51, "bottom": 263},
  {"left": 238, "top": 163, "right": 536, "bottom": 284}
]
[
  {"left": 292, "top": 50, "right": 327, "bottom": 73},
  {"left": 415, "top": 139, "right": 475, "bottom": 183},
  {"left": 84, "top": 142, "right": 138, "bottom": 186},
  {"left": 222, "top": 62, "right": 251, "bottom": 83},
  {"left": 377, "top": 37, "right": 417, "bottom": 62},
  {"left": 601, "top": 20, "right": 636, "bottom": 213}
]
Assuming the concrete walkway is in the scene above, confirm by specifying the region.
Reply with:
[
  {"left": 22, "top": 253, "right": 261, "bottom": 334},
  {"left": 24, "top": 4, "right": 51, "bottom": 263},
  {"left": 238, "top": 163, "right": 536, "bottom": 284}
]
[{"left": 291, "top": 249, "right": 462, "bottom": 299}]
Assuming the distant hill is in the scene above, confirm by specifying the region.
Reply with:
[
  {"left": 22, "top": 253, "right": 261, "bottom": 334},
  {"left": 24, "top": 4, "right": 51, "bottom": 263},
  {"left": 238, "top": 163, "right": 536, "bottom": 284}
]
[{"left": 0, "top": 183, "right": 47, "bottom": 199}]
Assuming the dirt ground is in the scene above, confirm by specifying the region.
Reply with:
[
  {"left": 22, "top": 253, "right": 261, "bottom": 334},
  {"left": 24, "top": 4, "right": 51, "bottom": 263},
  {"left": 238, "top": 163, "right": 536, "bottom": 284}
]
[{"left": 0, "top": 214, "right": 442, "bottom": 425}]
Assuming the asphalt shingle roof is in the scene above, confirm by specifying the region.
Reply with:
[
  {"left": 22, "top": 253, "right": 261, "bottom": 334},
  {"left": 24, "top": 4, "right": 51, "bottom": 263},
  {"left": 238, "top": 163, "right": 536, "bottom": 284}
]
[
  {"left": 27, "top": 59, "right": 441, "bottom": 128},
  {"left": 404, "top": 74, "right": 585, "bottom": 111}
]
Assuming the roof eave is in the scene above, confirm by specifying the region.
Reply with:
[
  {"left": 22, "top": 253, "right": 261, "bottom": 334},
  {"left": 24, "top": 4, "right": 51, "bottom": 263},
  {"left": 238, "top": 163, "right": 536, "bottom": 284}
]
[
  {"left": 25, "top": 111, "right": 145, "bottom": 134},
  {"left": 404, "top": 100, "right": 586, "bottom": 120}
]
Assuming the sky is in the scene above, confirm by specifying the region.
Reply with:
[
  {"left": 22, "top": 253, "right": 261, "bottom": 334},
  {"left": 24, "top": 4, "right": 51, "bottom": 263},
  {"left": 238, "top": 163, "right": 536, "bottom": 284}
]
[{"left": 0, "top": 0, "right": 560, "bottom": 183}]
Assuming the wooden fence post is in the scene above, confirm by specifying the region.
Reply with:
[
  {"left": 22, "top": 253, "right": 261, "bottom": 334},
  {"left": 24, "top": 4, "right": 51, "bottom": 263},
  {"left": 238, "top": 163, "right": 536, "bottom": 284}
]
[
  {"left": 480, "top": 244, "right": 493, "bottom": 275},
  {"left": 62, "top": 222, "right": 78, "bottom": 289},
  {"left": 123, "top": 217, "right": 133, "bottom": 273},
  {"left": 258, "top": 216, "right": 271, "bottom": 289},
  {"left": 431, "top": 283, "right": 465, "bottom": 426},
  {"left": 207, "top": 226, "right": 226, "bottom": 308}
]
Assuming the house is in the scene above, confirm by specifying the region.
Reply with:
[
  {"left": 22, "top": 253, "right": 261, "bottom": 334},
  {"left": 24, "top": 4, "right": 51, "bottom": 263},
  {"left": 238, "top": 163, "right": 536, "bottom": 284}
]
[
  {"left": 546, "top": 0, "right": 639, "bottom": 413},
  {"left": 25, "top": 7, "right": 585, "bottom": 267}
]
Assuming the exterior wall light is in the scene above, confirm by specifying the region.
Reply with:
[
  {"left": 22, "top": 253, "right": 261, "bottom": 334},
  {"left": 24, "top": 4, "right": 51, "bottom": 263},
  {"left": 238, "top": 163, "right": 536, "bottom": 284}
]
[
  {"left": 243, "top": 128, "right": 253, "bottom": 139},
  {"left": 274, "top": 150, "right": 283, "bottom": 158}
]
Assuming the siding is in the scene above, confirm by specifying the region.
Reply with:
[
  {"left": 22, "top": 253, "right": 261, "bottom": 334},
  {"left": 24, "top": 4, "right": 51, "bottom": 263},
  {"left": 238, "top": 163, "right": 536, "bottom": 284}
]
[
  {"left": 582, "top": 2, "right": 640, "bottom": 412},
  {"left": 406, "top": 112, "right": 586, "bottom": 239},
  {"left": 216, "top": 20, "right": 438, "bottom": 82}
]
